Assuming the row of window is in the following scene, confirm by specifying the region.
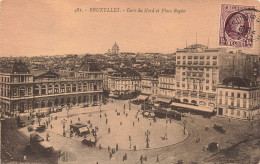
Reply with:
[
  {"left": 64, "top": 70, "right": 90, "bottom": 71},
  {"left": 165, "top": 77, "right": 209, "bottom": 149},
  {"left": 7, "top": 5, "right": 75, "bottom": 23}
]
[
  {"left": 219, "top": 91, "right": 248, "bottom": 98},
  {"left": 177, "top": 61, "right": 217, "bottom": 65},
  {"left": 224, "top": 109, "right": 247, "bottom": 118},
  {"left": 177, "top": 55, "right": 217, "bottom": 60},
  {"left": 11, "top": 84, "right": 101, "bottom": 97},
  {"left": 219, "top": 98, "right": 247, "bottom": 108}
]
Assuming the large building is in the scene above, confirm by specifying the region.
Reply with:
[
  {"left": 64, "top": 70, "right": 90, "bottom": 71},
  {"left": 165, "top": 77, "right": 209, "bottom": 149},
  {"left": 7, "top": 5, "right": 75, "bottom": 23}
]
[
  {"left": 107, "top": 69, "right": 141, "bottom": 96},
  {"left": 0, "top": 61, "right": 103, "bottom": 114},
  {"left": 216, "top": 77, "right": 260, "bottom": 120},
  {"left": 172, "top": 44, "right": 259, "bottom": 112},
  {"left": 141, "top": 75, "right": 158, "bottom": 99}
]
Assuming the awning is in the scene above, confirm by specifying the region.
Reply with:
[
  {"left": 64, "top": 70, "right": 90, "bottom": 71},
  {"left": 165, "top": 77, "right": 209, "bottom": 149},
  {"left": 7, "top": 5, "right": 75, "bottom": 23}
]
[
  {"left": 171, "top": 102, "right": 214, "bottom": 113},
  {"left": 136, "top": 95, "right": 148, "bottom": 100},
  {"left": 155, "top": 98, "right": 172, "bottom": 104},
  {"left": 79, "top": 126, "right": 89, "bottom": 133},
  {"left": 39, "top": 141, "right": 53, "bottom": 148},
  {"left": 85, "top": 135, "right": 96, "bottom": 142}
]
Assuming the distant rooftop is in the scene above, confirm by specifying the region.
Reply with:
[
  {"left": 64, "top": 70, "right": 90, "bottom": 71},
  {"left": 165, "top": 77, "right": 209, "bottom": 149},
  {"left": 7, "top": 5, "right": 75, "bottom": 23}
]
[
  {"left": 77, "top": 62, "right": 101, "bottom": 72},
  {"left": 0, "top": 60, "right": 31, "bottom": 74},
  {"left": 222, "top": 77, "right": 255, "bottom": 88}
]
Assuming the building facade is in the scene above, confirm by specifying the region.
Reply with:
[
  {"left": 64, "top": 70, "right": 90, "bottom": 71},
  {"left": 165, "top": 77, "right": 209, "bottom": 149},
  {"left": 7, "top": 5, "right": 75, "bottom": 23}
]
[
  {"left": 173, "top": 44, "right": 259, "bottom": 112},
  {"left": 141, "top": 76, "right": 158, "bottom": 98},
  {"left": 107, "top": 69, "right": 141, "bottom": 95},
  {"left": 0, "top": 61, "right": 103, "bottom": 114},
  {"left": 216, "top": 77, "right": 260, "bottom": 120}
]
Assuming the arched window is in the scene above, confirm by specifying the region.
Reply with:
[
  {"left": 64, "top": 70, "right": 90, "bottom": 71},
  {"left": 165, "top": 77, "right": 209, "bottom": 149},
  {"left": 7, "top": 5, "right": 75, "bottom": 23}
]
[
  {"left": 41, "top": 85, "right": 46, "bottom": 95},
  {"left": 78, "top": 83, "right": 82, "bottom": 92},
  {"left": 54, "top": 84, "right": 59, "bottom": 93},
  {"left": 78, "top": 97, "right": 82, "bottom": 104},
  {"left": 13, "top": 88, "right": 17, "bottom": 96},
  {"left": 72, "top": 97, "right": 77, "bottom": 105},
  {"left": 83, "top": 83, "right": 87, "bottom": 91},
  {"left": 191, "top": 100, "right": 197, "bottom": 104},
  {"left": 48, "top": 100, "right": 52, "bottom": 107},
  {"left": 48, "top": 85, "right": 53, "bottom": 94},
  {"left": 66, "top": 97, "right": 71, "bottom": 105},
  {"left": 60, "top": 84, "right": 65, "bottom": 93},
  {"left": 54, "top": 99, "right": 59, "bottom": 106},
  {"left": 20, "top": 87, "right": 26, "bottom": 97},
  {"left": 61, "top": 98, "right": 65, "bottom": 106},
  {"left": 72, "top": 84, "right": 76, "bottom": 92},
  {"left": 66, "top": 84, "right": 71, "bottom": 92},
  {"left": 41, "top": 100, "right": 46, "bottom": 108},
  {"left": 183, "top": 99, "right": 189, "bottom": 103},
  {"left": 34, "top": 86, "right": 39, "bottom": 96}
]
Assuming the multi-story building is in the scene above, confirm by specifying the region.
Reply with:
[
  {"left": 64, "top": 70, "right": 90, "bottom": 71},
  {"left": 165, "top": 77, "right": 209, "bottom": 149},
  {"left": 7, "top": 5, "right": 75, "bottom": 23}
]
[
  {"left": 0, "top": 61, "right": 103, "bottom": 114},
  {"left": 216, "top": 77, "right": 260, "bottom": 120},
  {"left": 107, "top": 69, "right": 141, "bottom": 95},
  {"left": 158, "top": 70, "right": 175, "bottom": 99},
  {"left": 173, "top": 44, "right": 259, "bottom": 112},
  {"left": 141, "top": 75, "right": 158, "bottom": 99}
]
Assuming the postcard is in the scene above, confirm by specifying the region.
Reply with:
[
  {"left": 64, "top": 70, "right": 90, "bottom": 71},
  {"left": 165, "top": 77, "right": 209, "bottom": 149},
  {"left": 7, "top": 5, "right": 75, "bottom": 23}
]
[{"left": 0, "top": 0, "right": 259, "bottom": 163}]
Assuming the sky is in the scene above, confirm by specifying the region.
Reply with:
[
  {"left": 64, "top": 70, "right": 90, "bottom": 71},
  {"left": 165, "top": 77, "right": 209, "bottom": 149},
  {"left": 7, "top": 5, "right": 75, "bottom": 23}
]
[{"left": 0, "top": 0, "right": 259, "bottom": 57}]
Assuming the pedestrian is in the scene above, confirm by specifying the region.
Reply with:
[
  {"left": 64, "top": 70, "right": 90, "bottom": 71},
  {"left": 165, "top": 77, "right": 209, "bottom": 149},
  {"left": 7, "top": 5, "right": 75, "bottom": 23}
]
[
  {"left": 99, "top": 144, "right": 102, "bottom": 150},
  {"left": 50, "top": 124, "right": 53, "bottom": 129},
  {"left": 134, "top": 145, "right": 136, "bottom": 151},
  {"left": 124, "top": 104, "right": 125, "bottom": 109},
  {"left": 23, "top": 155, "right": 27, "bottom": 161},
  {"left": 150, "top": 122, "right": 151, "bottom": 126},
  {"left": 108, "top": 127, "right": 110, "bottom": 133},
  {"left": 106, "top": 118, "right": 108, "bottom": 124},
  {"left": 100, "top": 114, "right": 102, "bottom": 118},
  {"left": 46, "top": 133, "right": 50, "bottom": 141},
  {"left": 120, "top": 122, "right": 122, "bottom": 125},
  {"left": 116, "top": 143, "right": 118, "bottom": 151},
  {"left": 125, "top": 153, "right": 127, "bottom": 160},
  {"left": 156, "top": 155, "right": 159, "bottom": 162},
  {"left": 140, "top": 155, "right": 143, "bottom": 164},
  {"left": 138, "top": 118, "right": 139, "bottom": 122},
  {"left": 109, "top": 152, "right": 112, "bottom": 159},
  {"left": 108, "top": 146, "right": 110, "bottom": 152},
  {"left": 133, "top": 122, "right": 135, "bottom": 127},
  {"left": 170, "top": 119, "right": 172, "bottom": 123},
  {"left": 126, "top": 113, "right": 128, "bottom": 117}
]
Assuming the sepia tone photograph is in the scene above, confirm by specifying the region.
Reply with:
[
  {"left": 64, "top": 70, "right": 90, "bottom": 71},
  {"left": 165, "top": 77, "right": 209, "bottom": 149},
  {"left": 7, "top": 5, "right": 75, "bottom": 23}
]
[{"left": 0, "top": 0, "right": 260, "bottom": 163}]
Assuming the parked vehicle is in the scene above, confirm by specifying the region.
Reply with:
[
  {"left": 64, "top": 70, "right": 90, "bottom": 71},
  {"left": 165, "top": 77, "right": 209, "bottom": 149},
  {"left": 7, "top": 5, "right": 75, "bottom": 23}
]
[
  {"left": 206, "top": 142, "right": 219, "bottom": 152},
  {"left": 213, "top": 122, "right": 226, "bottom": 134},
  {"left": 35, "top": 125, "right": 46, "bottom": 133},
  {"left": 82, "top": 135, "right": 97, "bottom": 147}
]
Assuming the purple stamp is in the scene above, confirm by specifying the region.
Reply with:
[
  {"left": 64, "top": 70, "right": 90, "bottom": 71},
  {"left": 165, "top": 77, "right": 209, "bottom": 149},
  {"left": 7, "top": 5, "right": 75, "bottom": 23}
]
[{"left": 219, "top": 4, "right": 256, "bottom": 48}]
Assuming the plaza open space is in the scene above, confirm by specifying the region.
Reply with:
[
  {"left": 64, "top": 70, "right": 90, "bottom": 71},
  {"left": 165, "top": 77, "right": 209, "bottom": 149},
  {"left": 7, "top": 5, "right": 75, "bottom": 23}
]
[{"left": 6, "top": 99, "right": 258, "bottom": 164}]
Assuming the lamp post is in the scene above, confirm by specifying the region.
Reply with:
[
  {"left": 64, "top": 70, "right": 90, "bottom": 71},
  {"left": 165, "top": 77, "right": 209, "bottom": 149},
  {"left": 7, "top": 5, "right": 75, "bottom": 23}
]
[
  {"left": 145, "top": 130, "right": 150, "bottom": 148},
  {"left": 183, "top": 120, "right": 187, "bottom": 135},
  {"left": 129, "top": 135, "right": 132, "bottom": 149},
  {"left": 61, "top": 119, "right": 67, "bottom": 136}
]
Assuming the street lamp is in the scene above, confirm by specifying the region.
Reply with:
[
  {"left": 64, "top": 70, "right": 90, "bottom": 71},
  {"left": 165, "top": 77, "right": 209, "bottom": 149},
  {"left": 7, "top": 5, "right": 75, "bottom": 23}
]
[
  {"left": 145, "top": 130, "right": 150, "bottom": 148},
  {"left": 129, "top": 135, "right": 132, "bottom": 149},
  {"left": 183, "top": 120, "right": 187, "bottom": 135}
]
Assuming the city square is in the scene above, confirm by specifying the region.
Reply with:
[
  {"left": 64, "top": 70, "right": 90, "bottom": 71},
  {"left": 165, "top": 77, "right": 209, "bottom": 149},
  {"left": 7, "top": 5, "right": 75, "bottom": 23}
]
[
  {"left": 0, "top": 0, "right": 260, "bottom": 163},
  {"left": 10, "top": 99, "right": 258, "bottom": 164}
]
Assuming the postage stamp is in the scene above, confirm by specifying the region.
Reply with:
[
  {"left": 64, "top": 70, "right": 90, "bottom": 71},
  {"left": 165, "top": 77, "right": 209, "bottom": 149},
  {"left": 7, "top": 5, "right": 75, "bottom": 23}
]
[{"left": 219, "top": 4, "right": 256, "bottom": 48}]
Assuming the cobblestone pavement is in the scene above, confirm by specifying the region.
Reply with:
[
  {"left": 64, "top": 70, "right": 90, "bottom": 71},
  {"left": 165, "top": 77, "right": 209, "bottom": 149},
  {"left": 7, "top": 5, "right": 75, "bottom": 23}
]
[{"left": 3, "top": 99, "right": 260, "bottom": 163}]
